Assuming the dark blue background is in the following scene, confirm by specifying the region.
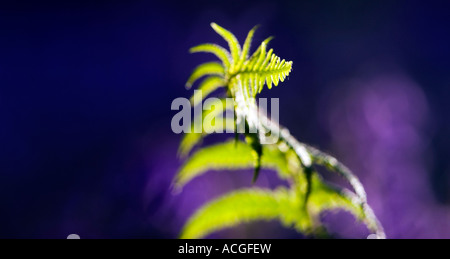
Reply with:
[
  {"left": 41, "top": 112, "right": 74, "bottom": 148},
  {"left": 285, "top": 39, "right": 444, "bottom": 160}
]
[{"left": 0, "top": 0, "right": 449, "bottom": 238}]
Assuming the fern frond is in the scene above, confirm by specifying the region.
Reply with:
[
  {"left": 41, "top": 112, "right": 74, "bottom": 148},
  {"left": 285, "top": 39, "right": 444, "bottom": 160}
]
[
  {"left": 235, "top": 25, "right": 259, "bottom": 72},
  {"left": 210, "top": 23, "right": 241, "bottom": 69},
  {"left": 189, "top": 77, "right": 226, "bottom": 104},
  {"left": 236, "top": 45, "right": 293, "bottom": 96},
  {"left": 180, "top": 187, "right": 299, "bottom": 239},
  {"left": 179, "top": 23, "right": 385, "bottom": 239},
  {"left": 190, "top": 44, "right": 231, "bottom": 70},
  {"left": 175, "top": 141, "right": 291, "bottom": 189},
  {"left": 189, "top": 24, "right": 291, "bottom": 97},
  {"left": 186, "top": 62, "right": 224, "bottom": 89}
]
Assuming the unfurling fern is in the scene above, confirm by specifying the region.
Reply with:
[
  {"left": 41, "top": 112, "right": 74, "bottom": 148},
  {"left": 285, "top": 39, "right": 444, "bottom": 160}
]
[{"left": 174, "top": 23, "right": 385, "bottom": 239}]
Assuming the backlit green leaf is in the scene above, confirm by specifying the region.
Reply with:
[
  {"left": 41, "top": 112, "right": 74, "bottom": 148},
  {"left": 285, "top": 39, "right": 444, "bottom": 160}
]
[
  {"left": 186, "top": 62, "right": 224, "bottom": 89},
  {"left": 210, "top": 23, "right": 241, "bottom": 68},
  {"left": 175, "top": 141, "right": 292, "bottom": 189},
  {"left": 189, "top": 77, "right": 225, "bottom": 104},
  {"left": 190, "top": 44, "right": 231, "bottom": 70},
  {"left": 235, "top": 25, "right": 259, "bottom": 71},
  {"left": 180, "top": 187, "right": 299, "bottom": 239}
]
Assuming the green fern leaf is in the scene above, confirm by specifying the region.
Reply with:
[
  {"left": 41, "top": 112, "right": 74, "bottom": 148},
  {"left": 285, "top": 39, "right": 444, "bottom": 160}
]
[
  {"left": 235, "top": 25, "right": 259, "bottom": 72},
  {"left": 189, "top": 77, "right": 226, "bottom": 104},
  {"left": 181, "top": 173, "right": 378, "bottom": 239},
  {"left": 236, "top": 47, "right": 293, "bottom": 95},
  {"left": 190, "top": 44, "right": 231, "bottom": 70},
  {"left": 210, "top": 23, "right": 241, "bottom": 69},
  {"left": 175, "top": 141, "right": 291, "bottom": 189},
  {"left": 248, "top": 36, "right": 274, "bottom": 61},
  {"left": 180, "top": 187, "right": 300, "bottom": 239},
  {"left": 188, "top": 24, "right": 291, "bottom": 97},
  {"left": 186, "top": 62, "right": 224, "bottom": 89},
  {"left": 179, "top": 117, "right": 235, "bottom": 157}
]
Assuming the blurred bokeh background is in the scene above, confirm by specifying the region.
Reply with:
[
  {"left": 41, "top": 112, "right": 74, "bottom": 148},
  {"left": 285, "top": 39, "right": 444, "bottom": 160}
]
[{"left": 1, "top": 0, "right": 449, "bottom": 238}]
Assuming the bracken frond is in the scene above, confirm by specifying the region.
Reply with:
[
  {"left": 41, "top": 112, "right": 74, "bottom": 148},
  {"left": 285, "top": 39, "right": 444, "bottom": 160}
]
[
  {"left": 176, "top": 23, "right": 385, "bottom": 239},
  {"left": 233, "top": 42, "right": 293, "bottom": 97},
  {"left": 187, "top": 23, "right": 292, "bottom": 98}
]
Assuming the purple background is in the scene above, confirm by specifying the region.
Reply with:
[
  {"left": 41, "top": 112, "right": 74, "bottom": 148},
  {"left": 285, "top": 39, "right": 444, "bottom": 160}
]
[{"left": 1, "top": 0, "right": 449, "bottom": 238}]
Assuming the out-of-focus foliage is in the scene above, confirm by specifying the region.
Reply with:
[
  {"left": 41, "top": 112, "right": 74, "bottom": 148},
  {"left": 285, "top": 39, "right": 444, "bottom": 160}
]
[{"left": 181, "top": 173, "right": 369, "bottom": 239}]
